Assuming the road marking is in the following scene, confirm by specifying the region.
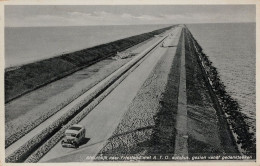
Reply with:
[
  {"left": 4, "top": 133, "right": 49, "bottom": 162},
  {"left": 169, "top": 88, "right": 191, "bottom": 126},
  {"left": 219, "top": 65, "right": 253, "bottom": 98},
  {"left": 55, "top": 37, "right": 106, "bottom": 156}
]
[{"left": 174, "top": 29, "right": 188, "bottom": 157}]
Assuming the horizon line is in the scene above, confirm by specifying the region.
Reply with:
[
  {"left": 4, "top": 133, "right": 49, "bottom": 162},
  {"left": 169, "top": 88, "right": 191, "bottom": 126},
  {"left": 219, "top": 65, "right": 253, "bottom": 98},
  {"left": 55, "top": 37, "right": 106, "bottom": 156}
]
[{"left": 5, "top": 21, "right": 256, "bottom": 28}]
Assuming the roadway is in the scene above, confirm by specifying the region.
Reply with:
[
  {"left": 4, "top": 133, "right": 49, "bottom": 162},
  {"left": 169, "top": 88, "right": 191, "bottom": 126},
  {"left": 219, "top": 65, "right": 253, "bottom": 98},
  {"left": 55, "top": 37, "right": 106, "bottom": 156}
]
[{"left": 39, "top": 26, "right": 183, "bottom": 162}]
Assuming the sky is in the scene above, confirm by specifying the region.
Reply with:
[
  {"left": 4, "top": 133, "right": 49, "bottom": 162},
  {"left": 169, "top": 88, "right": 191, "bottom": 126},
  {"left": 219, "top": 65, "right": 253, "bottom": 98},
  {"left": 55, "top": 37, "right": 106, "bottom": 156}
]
[{"left": 5, "top": 5, "right": 255, "bottom": 27}]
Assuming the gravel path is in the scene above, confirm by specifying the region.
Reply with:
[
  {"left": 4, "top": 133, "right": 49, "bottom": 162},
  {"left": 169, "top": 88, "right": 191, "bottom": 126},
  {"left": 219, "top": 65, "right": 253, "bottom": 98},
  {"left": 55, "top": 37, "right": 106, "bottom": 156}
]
[{"left": 96, "top": 27, "right": 182, "bottom": 159}]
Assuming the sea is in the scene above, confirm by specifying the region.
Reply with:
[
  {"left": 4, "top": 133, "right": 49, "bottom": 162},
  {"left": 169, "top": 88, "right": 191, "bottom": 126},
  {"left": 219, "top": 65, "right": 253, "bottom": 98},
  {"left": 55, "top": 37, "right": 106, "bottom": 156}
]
[
  {"left": 187, "top": 23, "right": 256, "bottom": 134},
  {"left": 5, "top": 23, "right": 256, "bottom": 133}
]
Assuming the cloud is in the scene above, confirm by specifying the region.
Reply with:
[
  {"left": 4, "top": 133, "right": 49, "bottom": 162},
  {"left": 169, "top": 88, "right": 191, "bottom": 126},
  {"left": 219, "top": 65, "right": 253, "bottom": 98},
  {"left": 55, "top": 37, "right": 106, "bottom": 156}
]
[
  {"left": 68, "top": 12, "right": 91, "bottom": 17},
  {"left": 8, "top": 14, "right": 76, "bottom": 27},
  {"left": 121, "top": 13, "right": 136, "bottom": 19},
  {"left": 5, "top": 6, "right": 255, "bottom": 27},
  {"left": 136, "top": 15, "right": 161, "bottom": 20},
  {"left": 92, "top": 11, "right": 111, "bottom": 17},
  {"left": 5, "top": 12, "right": 188, "bottom": 27},
  {"left": 65, "top": 11, "right": 167, "bottom": 25}
]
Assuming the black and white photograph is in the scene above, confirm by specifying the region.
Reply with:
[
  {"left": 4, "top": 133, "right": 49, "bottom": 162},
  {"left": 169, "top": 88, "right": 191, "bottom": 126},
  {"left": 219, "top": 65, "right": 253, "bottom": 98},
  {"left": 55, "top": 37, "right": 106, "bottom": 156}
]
[{"left": 0, "top": 2, "right": 257, "bottom": 164}]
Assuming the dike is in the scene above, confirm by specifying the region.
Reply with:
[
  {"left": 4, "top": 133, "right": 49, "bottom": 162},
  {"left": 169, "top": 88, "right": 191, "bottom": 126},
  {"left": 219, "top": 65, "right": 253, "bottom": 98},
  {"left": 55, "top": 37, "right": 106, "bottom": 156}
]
[{"left": 185, "top": 27, "right": 255, "bottom": 158}]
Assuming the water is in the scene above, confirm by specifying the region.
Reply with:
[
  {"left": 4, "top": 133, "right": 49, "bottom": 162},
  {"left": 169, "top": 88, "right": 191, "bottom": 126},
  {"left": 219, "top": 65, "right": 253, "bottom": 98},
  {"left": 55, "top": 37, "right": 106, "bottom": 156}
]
[
  {"left": 187, "top": 23, "right": 256, "bottom": 133},
  {"left": 5, "top": 24, "right": 171, "bottom": 68}
]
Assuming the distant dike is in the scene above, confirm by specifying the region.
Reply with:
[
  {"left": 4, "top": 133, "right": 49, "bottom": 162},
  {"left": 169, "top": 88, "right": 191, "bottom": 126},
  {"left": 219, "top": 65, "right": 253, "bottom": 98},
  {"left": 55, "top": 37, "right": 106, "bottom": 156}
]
[{"left": 5, "top": 25, "right": 174, "bottom": 103}]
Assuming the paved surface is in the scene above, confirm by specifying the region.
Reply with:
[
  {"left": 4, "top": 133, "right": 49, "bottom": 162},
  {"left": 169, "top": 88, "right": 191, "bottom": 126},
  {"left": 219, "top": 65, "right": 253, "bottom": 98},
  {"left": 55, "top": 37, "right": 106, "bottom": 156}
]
[{"left": 39, "top": 27, "right": 183, "bottom": 163}]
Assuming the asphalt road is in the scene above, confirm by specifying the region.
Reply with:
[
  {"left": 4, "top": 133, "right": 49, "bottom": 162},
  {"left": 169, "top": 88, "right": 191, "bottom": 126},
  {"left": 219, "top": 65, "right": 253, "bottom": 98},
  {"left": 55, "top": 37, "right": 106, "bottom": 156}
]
[{"left": 39, "top": 27, "right": 183, "bottom": 162}]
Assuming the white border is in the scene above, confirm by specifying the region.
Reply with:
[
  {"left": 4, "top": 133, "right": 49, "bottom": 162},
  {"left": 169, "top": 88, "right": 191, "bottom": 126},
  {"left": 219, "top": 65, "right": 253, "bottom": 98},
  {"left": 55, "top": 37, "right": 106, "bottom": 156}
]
[{"left": 0, "top": 1, "right": 258, "bottom": 166}]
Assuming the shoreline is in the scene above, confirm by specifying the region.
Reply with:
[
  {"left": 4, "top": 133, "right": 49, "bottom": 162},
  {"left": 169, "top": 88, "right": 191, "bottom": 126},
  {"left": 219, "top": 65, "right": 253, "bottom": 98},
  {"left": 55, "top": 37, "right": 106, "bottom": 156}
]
[{"left": 186, "top": 27, "right": 255, "bottom": 156}]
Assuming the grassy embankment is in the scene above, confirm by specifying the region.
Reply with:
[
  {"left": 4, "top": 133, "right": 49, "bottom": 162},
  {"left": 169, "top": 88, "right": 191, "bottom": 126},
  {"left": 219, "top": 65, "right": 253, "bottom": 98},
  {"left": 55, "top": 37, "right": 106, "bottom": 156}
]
[
  {"left": 96, "top": 30, "right": 183, "bottom": 160},
  {"left": 186, "top": 28, "right": 255, "bottom": 157},
  {"left": 5, "top": 26, "right": 173, "bottom": 103},
  {"left": 184, "top": 28, "right": 238, "bottom": 155}
]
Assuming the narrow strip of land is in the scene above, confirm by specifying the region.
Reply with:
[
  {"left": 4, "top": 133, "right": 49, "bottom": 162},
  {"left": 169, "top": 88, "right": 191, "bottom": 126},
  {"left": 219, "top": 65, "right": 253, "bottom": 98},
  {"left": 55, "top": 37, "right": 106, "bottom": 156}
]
[
  {"left": 174, "top": 30, "right": 188, "bottom": 157},
  {"left": 95, "top": 27, "right": 182, "bottom": 157},
  {"left": 184, "top": 28, "right": 240, "bottom": 155}
]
